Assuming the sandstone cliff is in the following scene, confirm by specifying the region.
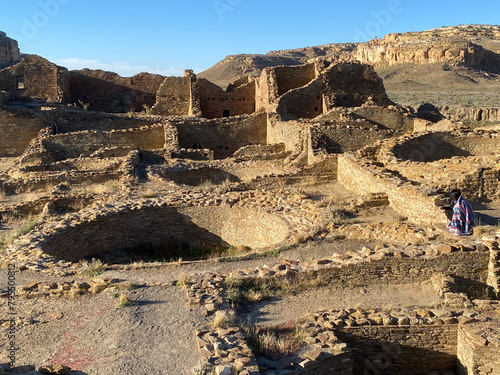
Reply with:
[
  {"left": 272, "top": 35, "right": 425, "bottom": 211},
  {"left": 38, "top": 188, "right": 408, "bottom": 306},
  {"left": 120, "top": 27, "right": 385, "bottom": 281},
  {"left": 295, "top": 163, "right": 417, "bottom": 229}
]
[
  {"left": 199, "top": 25, "right": 500, "bottom": 91},
  {"left": 0, "top": 31, "right": 21, "bottom": 69}
]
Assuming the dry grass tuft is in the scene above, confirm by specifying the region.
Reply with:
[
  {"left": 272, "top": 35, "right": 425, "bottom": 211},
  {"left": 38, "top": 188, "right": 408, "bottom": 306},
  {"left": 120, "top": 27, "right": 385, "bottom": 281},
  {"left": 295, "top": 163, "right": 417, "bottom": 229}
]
[
  {"left": 118, "top": 293, "right": 134, "bottom": 307},
  {"left": 81, "top": 258, "right": 104, "bottom": 277},
  {"left": 211, "top": 310, "right": 236, "bottom": 329},
  {"left": 242, "top": 324, "right": 302, "bottom": 357},
  {"left": 177, "top": 272, "right": 190, "bottom": 289}
]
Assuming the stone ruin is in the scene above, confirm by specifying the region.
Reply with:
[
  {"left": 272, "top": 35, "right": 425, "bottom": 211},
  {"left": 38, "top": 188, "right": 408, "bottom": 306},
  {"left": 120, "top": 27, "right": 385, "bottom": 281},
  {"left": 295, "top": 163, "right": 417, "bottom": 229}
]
[{"left": 0, "top": 31, "right": 499, "bottom": 375}]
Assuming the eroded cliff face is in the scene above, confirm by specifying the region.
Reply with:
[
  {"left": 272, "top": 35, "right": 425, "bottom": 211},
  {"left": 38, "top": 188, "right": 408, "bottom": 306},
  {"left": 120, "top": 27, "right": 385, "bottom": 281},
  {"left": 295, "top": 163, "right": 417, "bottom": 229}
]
[
  {"left": 0, "top": 32, "right": 21, "bottom": 69},
  {"left": 200, "top": 25, "right": 500, "bottom": 86}
]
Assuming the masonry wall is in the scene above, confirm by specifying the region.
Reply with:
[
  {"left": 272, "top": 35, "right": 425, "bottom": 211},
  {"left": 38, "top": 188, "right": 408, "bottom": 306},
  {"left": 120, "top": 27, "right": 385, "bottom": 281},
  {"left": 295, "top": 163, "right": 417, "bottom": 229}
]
[
  {"left": 457, "top": 323, "right": 500, "bottom": 375},
  {"left": 152, "top": 76, "right": 192, "bottom": 116},
  {"left": 40, "top": 205, "right": 289, "bottom": 261},
  {"left": 267, "top": 114, "right": 309, "bottom": 153},
  {"left": 276, "top": 78, "right": 324, "bottom": 119},
  {"left": 255, "top": 63, "right": 316, "bottom": 113},
  {"left": 311, "top": 124, "right": 391, "bottom": 154},
  {"left": 275, "top": 63, "right": 317, "bottom": 96},
  {"left": 0, "top": 107, "right": 43, "bottom": 156},
  {"left": 322, "top": 62, "right": 391, "bottom": 110},
  {"left": 352, "top": 106, "right": 414, "bottom": 132},
  {"left": 392, "top": 133, "right": 499, "bottom": 162},
  {"left": 70, "top": 70, "right": 164, "bottom": 113},
  {"left": 42, "top": 125, "right": 165, "bottom": 160},
  {"left": 199, "top": 78, "right": 255, "bottom": 119},
  {"left": 336, "top": 325, "right": 458, "bottom": 375},
  {"left": 338, "top": 153, "right": 445, "bottom": 225},
  {"left": 176, "top": 113, "right": 267, "bottom": 158},
  {"left": 0, "top": 55, "right": 69, "bottom": 103},
  {"left": 43, "top": 109, "right": 158, "bottom": 133}
]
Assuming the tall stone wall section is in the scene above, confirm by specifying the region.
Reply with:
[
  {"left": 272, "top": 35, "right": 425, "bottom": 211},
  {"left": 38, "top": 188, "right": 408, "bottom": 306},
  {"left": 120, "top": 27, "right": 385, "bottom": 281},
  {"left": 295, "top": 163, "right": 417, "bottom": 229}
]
[
  {"left": 0, "top": 107, "right": 43, "bottom": 156},
  {"left": 152, "top": 76, "right": 192, "bottom": 116},
  {"left": 0, "top": 55, "right": 70, "bottom": 103},
  {"left": 256, "top": 63, "right": 317, "bottom": 113},
  {"left": 267, "top": 114, "right": 311, "bottom": 162},
  {"left": 198, "top": 78, "right": 255, "bottom": 119},
  {"left": 338, "top": 153, "right": 446, "bottom": 225},
  {"left": 276, "top": 78, "right": 324, "bottom": 119},
  {"left": 176, "top": 113, "right": 267, "bottom": 158},
  {"left": 69, "top": 70, "right": 164, "bottom": 113}
]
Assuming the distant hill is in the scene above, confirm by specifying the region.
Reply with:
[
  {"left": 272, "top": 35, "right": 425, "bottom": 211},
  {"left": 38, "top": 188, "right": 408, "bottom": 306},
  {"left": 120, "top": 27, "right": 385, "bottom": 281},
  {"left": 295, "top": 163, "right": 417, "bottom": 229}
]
[{"left": 199, "top": 25, "right": 500, "bottom": 107}]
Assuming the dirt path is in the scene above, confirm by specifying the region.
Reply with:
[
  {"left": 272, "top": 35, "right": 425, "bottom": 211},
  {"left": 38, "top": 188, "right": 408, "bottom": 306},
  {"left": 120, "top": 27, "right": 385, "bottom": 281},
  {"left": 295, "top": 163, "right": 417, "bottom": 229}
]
[
  {"left": 241, "top": 281, "right": 440, "bottom": 327},
  {"left": 1, "top": 286, "right": 205, "bottom": 374}
]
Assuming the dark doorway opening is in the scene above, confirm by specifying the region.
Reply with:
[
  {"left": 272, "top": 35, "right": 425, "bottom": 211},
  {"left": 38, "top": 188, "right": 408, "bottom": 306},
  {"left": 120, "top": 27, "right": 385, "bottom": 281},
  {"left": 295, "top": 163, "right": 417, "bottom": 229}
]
[{"left": 222, "top": 109, "right": 230, "bottom": 117}]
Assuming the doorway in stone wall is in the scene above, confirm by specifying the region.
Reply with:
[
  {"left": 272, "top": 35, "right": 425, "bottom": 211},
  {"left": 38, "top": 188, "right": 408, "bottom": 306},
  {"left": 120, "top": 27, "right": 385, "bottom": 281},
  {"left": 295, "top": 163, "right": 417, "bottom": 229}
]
[{"left": 222, "top": 109, "right": 230, "bottom": 117}]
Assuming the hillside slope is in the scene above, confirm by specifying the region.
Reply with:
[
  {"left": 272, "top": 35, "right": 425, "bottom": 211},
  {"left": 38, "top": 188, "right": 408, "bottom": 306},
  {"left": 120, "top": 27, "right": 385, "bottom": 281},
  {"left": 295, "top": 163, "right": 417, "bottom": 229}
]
[{"left": 199, "top": 25, "right": 500, "bottom": 107}]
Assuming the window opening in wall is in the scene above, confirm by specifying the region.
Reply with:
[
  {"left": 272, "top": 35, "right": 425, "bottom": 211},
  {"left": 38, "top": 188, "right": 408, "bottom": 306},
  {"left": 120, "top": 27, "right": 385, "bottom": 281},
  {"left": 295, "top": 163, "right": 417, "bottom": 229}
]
[
  {"left": 343, "top": 96, "right": 348, "bottom": 101},
  {"left": 314, "top": 107, "right": 319, "bottom": 112},
  {"left": 17, "top": 76, "right": 25, "bottom": 89},
  {"left": 222, "top": 110, "right": 230, "bottom": 117}
]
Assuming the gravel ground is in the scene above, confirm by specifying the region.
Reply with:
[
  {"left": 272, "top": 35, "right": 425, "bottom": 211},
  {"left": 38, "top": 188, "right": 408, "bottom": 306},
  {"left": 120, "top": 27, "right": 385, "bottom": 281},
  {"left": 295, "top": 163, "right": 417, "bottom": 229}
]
[{"left": 1, "top": 286, "right": 206, "bottom": 374}]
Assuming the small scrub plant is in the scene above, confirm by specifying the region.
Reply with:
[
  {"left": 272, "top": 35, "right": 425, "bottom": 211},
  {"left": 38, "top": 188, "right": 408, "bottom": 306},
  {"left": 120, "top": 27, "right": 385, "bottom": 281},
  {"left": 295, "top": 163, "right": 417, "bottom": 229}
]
[
  {"left": 210, "top": 310, "right": 236, "bottom": 329},
  {"left": 118, "top": 293, "right": 134, "bottom": 307},
  {"left": 78, "top": 100, "right": 90, "bottom": 110},
  {"left": 81, "top": 258, "right": 104, "bottom": 277},
  {"left": 141, "top": 189, "right": 157, "bottom": 198},
  {"left": 143, "top": 104, "right": 152, "bottom": 115},
  {"left": 91, "top": 282, "right": 107, "bottom": 294},
  {"left": 293, "top": 233, "right": 311, "bottom": 245},
  {"left": 324, "top": 203, "right": 351, "bottom": 226},
  {"left": 241, "top": 324, "right": 302, "bottom": 357},
  {"left": 116, "top": 281, "right": 135, "bottom": 291},
  {"left": 177, "top": 272, "right": 190, "bottom": 289}
]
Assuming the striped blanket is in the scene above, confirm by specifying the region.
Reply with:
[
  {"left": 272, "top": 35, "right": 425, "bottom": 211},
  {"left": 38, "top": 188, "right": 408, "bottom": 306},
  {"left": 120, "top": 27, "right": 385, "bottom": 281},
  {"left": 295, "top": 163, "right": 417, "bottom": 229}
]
[{"left": 447, "top": 196, "right": 475, "bottom": 236}]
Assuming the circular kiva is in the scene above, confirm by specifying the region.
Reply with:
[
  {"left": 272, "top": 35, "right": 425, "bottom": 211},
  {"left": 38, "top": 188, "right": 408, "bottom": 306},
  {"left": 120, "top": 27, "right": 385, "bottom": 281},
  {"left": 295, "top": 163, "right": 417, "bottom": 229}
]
[{"left": 40, "top": 205, "right": 289, "bottom": 262}]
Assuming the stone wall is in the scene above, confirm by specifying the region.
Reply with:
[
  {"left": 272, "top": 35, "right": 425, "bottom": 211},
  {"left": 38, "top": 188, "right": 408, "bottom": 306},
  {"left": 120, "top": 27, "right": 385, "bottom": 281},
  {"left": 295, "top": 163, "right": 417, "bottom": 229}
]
[
  {"left": 176, "top": 113, "right": 268, "bottom": 159},
  {"left": 0, "top": 106, "right": 43, "bottom": 156},
  {"left": 256, "top": 63, "right": 317, "bottom": 113},
  {"left": 351, "top": 106, "right": 414, "bottom": 132},
  {"left": 43, "top": 109, "right": 158, "bottom": 133},
  {"left": 39, "top": 205, "right": 289, "bottom": 262},
  {"left": 338, "top": 152, "right": 447, "bottom": 225},
  {"left": 41, "top": 125, "right": 165, "bottom": 160},
  {"left": 199, "top": 78, "right": 256, "bottom": 119},
  {"left": 391, "top": 132, "right": 499, "bottom": 162},
  {"left": 310, "top": 124, "right": 392, "bottom": 154},
  {"left": 336, "top": 325, "right": 458, "bottom": 375},
  {"left": 267, "top": 114, "right": 310, "bottom": 155},
  {"left": 70, "top": 70, "right": 164, "bottom": 113},
  {"left": 152, "top": 75, "right": 192, "bottom": 116},
  {"left": 457, "top": 322, "right": 500, "bottom": 375},
  {"left": 274, "top": 63, "right": 317, "bottom": 97},
  {"left": 322, "top": 62, "right": 392, "bottom": 110},
  {"left": 0, "top": 55, "right": 69, "bottom": 103},
  {"left": 276, "top": 78, "right": 324, "bottom": 119}
]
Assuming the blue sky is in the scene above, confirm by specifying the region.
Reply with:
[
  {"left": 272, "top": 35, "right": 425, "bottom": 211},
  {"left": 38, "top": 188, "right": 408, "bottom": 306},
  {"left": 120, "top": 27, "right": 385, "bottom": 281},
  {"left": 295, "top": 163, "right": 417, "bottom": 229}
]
[{"left": 0, "top": 0, "right": 498, "bottom": 77}]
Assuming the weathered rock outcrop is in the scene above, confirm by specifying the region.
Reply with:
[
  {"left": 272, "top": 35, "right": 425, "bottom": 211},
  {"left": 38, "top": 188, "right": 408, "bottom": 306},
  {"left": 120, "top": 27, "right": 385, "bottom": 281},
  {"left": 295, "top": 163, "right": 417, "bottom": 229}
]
[{"left": 0, "top": 31, "right": 21, "bottom": 69}]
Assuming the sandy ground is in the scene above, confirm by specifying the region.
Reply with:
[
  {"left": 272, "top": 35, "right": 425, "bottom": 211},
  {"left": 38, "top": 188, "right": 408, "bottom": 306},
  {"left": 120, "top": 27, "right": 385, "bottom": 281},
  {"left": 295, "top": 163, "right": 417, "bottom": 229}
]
[
  {"left": 1, "top": 286, "right": 205, "bottom": 374},
  {"left": 242, "top": 281, "right": 440, "bottom": 327}
]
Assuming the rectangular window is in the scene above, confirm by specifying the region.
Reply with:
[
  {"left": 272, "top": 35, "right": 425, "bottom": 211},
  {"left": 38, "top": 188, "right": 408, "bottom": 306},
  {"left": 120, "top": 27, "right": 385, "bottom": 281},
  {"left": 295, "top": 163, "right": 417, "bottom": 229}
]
[{"left": 17, "top": 76, "right": 24, "bottom": 89}]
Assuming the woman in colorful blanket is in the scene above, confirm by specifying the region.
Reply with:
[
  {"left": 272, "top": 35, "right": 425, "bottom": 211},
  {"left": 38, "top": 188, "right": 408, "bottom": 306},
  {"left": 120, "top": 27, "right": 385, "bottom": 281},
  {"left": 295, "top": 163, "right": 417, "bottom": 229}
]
[{"left": 441, "top": 189, "right": 475, "bottom": 236}]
